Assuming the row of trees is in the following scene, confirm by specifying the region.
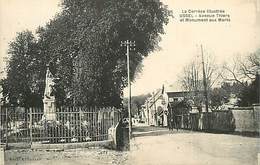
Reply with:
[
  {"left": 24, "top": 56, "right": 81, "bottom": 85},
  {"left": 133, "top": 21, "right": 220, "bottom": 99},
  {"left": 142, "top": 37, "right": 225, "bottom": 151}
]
[
  {"left": 1, "top": 0, "right": 172, "bottom": 108},
  {"left": 179, "top": 48, "right": 259, "bottom": 110}
]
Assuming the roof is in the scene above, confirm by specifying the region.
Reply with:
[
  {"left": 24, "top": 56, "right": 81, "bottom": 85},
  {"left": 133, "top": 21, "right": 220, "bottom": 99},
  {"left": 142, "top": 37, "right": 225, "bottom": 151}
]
[
  {"left": 164, "top": 83, "right": 184, "bottom": 93},
  {"left": 145, "top": 88, "right": 164, "bottom": 108},
  {"left": 166, "top": 91, "right": 189, "bottom": 98}
]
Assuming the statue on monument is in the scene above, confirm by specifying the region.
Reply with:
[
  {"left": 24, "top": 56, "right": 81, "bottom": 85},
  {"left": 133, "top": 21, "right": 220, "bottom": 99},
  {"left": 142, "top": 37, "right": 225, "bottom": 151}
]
[{"left": 42, "top": 65, "right": 56, "bottom": 121}]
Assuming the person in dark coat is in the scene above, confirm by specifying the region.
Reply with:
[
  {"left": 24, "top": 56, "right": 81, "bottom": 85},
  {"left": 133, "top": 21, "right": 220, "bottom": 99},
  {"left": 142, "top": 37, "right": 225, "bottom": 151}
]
[
  {"left": 170, "top": 118, "right": 174, "bottom": 131},
  {"left": 174, "top": 114, "right": 179, "bottom": 131},
  {"left": 168, "top": 117, "right": 174, "bottom": 131}
]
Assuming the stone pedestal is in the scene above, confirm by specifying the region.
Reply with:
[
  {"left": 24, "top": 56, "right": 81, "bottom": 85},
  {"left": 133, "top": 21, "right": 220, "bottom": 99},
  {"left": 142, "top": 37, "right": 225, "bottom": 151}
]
[{"left": 43, "top": 98, "right": 56, "bottom": 121}]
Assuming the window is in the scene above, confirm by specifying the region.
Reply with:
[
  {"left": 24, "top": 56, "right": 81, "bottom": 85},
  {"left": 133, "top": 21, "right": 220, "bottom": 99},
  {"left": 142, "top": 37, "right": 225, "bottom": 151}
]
[
  {"left": 173, "top": 98, "right": 178, "bottom": 102},
  {"left": 169, "top": 98, "right": 174, "bottom": 102}
]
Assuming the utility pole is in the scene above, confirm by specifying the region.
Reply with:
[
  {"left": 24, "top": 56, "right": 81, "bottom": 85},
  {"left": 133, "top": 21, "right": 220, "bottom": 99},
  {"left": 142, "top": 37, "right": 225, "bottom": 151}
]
[
  {"left": 121, "top": 40, "right": 135, "bottom": 140},
  {"left": 200, "top": 45, "right": 209, "bottom": 113},
  {"left": 200, "top": 44, "right": 210, "bottom": 129},
  {"left": 153, "top": 92, "right": 157, "bottom": 126},
  {"left": 146, "top": 101, "right": 149, "bottom": 125}
]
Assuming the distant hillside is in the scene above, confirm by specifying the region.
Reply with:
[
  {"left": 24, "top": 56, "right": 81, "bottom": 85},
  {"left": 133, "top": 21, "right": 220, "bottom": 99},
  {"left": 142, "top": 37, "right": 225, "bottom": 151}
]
[{"left": 123, "top": 93, "right": 151, "bottom": 116}]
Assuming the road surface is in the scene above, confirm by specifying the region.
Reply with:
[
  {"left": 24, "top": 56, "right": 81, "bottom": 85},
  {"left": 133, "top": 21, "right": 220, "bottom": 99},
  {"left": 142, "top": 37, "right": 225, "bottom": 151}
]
[
  {"left": 130, "top": 126, "right": 259, "bottom": 165},
  {"left": 4, "top": 126, "right": 259, "bottom": 165}
]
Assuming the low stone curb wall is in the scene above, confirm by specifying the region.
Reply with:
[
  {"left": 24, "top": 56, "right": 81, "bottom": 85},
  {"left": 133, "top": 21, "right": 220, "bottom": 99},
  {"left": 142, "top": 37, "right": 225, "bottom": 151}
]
[{"left": 31, "top": 140, "right": 113, "bottom": 150}]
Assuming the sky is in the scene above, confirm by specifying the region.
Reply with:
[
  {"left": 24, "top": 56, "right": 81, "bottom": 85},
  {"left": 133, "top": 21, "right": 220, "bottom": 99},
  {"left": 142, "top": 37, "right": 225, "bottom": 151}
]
[
  {"left": 0, "top": 0, "right": 259, "bottom": 96},
  {"left": 0, "top": 0, "right": 61, "bottom": 75},
  {"left": 130, "top": 0, "right": 260, "bottom": 96}
]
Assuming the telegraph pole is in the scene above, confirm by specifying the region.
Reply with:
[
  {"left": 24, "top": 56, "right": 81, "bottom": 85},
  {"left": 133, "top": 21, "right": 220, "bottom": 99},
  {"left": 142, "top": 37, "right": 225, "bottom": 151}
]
[
  {"left": 200, "top": 44, "right": 209, "bottom": 113},
  {"left": 121, "top": 40, "right": 135, "bottom": 139},
  {"left": 153, "top": 92, "right": 157, "bottom": 126},
  {"left": 146, "top": 101, "right": 149, "bottom": 125},
  {"left": 200, "top": 45, "right": 211, "bottom": 129}
]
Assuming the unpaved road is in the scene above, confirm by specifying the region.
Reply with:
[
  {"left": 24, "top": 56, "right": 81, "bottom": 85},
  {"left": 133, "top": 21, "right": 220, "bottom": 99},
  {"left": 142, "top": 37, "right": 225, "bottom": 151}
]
[
  {"left": 4, "top": 126, "right": 260, "bottom": 165},
  {"left": 129, "top": 131, "right": 259, "bottom": 165}
]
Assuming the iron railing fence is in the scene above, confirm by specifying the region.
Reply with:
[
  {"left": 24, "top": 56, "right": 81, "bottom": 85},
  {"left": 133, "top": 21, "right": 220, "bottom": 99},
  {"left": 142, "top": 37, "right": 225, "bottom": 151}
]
[
  {"left": 0, "top": 107, "right": 8, "bottom": 144},
  {"left": 0, "top": 106, "right": 30, "bottom": 144},
  {"left": 0, "top": 106, "right": 121, "bottom": 146}
]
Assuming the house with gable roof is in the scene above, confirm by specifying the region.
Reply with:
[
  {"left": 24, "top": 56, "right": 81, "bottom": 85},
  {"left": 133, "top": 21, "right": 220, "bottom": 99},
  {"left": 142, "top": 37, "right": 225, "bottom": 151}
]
[{"left": 142, "top": 84, "right": 191, "bottom": 127}]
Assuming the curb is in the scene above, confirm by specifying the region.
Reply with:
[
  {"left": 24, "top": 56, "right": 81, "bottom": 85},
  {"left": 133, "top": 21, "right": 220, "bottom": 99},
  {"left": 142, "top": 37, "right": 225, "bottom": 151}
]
[
  {"left": 133, "top": 130, "right": 170, "bottom": 137},
  {"left": 31, "top": 140, "right": 114, "bottom": 150}
]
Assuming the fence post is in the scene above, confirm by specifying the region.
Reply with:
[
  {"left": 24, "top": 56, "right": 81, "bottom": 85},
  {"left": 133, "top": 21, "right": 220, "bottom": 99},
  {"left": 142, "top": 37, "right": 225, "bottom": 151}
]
[
  {"left": 112, "top": 108, "right": 115, "bottom": 127},
  {"left": 29, "top": 108, "right": 33, "bottom": 145},
  {"left": 181, "top": 115, "right": 184, "bottom": 129},
  {"left": 5, "top": 107, "right": 8, "bottom": 148},
  {"left": 79, "top": 107, "right": 82, "bottom": 142}
]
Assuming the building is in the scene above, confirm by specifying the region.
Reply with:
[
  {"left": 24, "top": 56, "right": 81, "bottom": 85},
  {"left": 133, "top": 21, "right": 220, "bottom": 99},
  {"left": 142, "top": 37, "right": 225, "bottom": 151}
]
[
  {"left": 165, "top": 91, "right": 188, "bottom": 103},
  {"left": 142, "top": 85, "right": 190, "bottom": 127},
  {"left": 143, "top": 88, "right": 167, "bottom": 126}
]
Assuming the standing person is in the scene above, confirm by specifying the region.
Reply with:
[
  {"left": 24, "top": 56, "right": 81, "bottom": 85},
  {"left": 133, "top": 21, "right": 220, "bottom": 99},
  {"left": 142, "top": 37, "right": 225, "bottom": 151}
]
[
  {"left": 168, "top": 117, "right": 171, "bottom": 130},
  {"left": 168, "top": 117, "right": 174, "bottom": 131},
  {"left": 170, "top": 118, "right": 174, "bottom": 131},
  {"left": 174, "top": 114, "right": 179, "bottom": 132}
]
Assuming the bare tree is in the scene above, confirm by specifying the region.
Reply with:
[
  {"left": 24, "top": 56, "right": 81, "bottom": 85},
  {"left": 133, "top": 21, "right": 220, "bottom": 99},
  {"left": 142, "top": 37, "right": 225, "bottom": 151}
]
[
  {"left": 180, "top": 60, "right": 201, "bottom": 92},
  {"left": 222, "top": 49, "right": 260, "bottom": 85},
  {"left": 180, "top": 54, "right": 221, "bottom": 93},
  {"left": 179, "top": 53, "right": 222, "bottom": 109}
]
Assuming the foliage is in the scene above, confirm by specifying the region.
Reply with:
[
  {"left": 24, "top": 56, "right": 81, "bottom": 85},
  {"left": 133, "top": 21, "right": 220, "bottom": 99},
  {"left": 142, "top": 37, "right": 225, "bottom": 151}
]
[
  {"left": 179, "top": 53, "right": 221, "bottom": 108},
  {"left": 4, "top": 0, "right": 172, "bottom": 108},
  {"left": 168, "top": 100, "right": 191, "bottom": 115},
  {"left": 180, "top": 53, "right": 220, "bottom": 92},
  {"left": 209, "top": 82, "right": 242, "bottom": 110},
  {"left": 123, "top": 93, "right": 152, "bottom": 116},
  {"left": 223, "top": 49, "right": 260, "bottom": 85},
  {"left": 222, "top": 49, "right": 260, "bottom": 106},
  {"left": 57, "top": 0, "right": 172, "bottom": 107},
  {"left": 4, "top": 30, "right": 46, "bottom": 107},
  {"left": 179, "top": 48, "right": 259, "bottom": 109},
  {"left": 237, "top": 74, "right": 259, "bottom": 106},
  {"left": 35, "top": 120, "right": 93, "bottom": 143},
  {"left": 0, "top": 79, "right": 8, "bottom": 104},
  {"left": 208, "top": 76, "right": 259, "bottom": 109}
]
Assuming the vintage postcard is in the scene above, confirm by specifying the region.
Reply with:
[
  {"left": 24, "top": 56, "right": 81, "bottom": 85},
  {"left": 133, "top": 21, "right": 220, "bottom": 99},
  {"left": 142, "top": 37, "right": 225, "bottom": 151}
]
[{"left": 0, "top": 0, "right": 259, "bottom": 164}]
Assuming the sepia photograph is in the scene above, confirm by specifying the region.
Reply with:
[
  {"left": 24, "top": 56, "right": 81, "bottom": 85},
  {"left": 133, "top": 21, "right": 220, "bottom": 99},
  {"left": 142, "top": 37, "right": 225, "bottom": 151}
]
[{"left": 0, "top": 0, "right": 259, "bottom": 164}]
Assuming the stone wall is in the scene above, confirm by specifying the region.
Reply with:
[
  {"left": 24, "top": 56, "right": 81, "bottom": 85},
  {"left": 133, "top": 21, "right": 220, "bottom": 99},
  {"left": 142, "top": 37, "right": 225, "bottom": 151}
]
[
  {"left": 179, "top": 104, "right": 260, "bottom": 134},
  {"left": 210, "top": 111, "right": 236, "bottom": 132},
  {"left": 230, "top": 104, "right": 259, "bottom": 133}
]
